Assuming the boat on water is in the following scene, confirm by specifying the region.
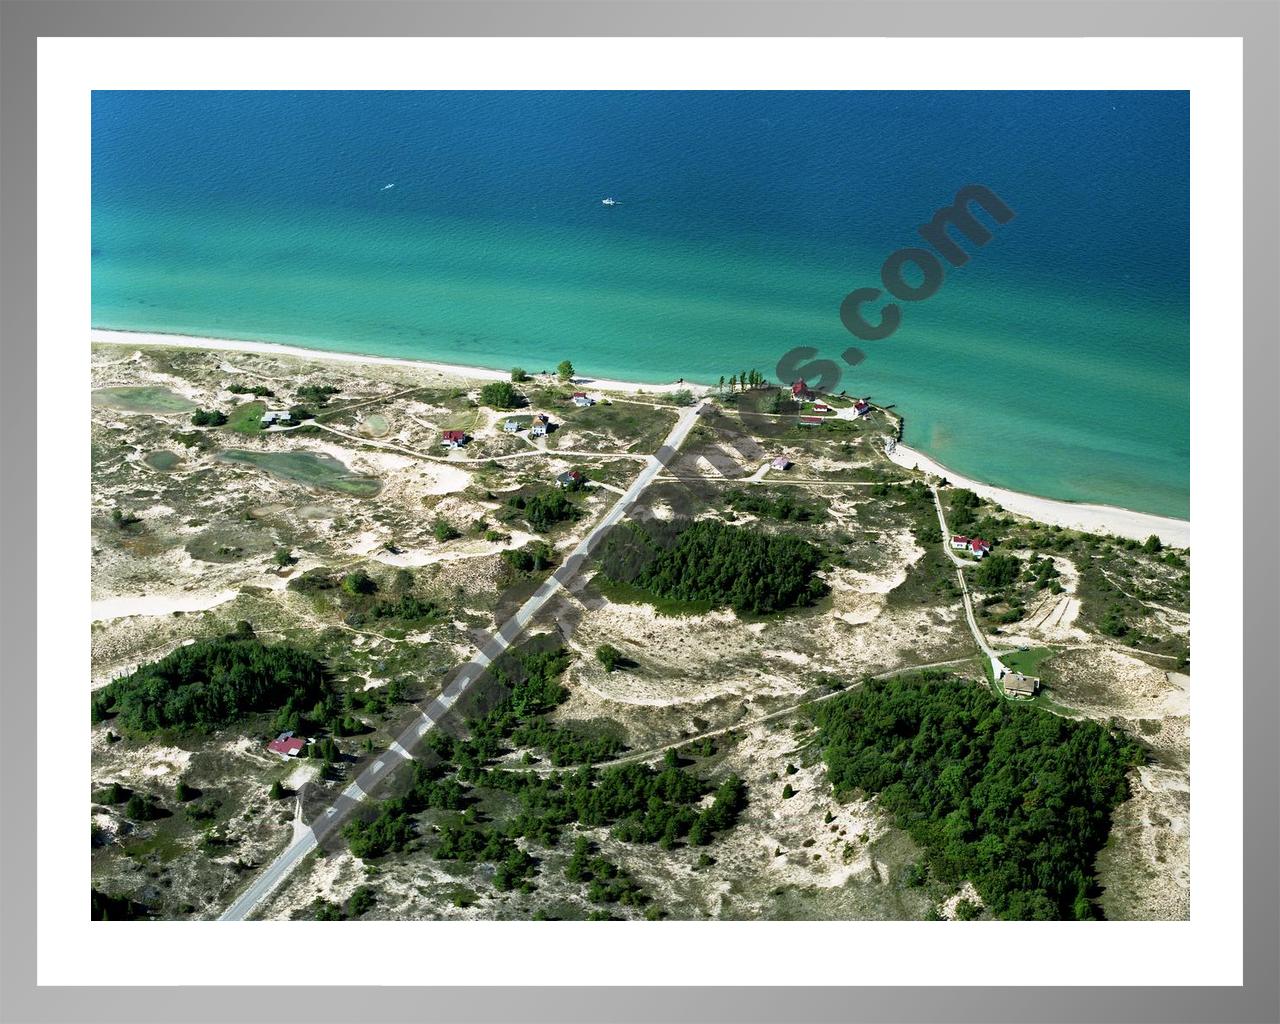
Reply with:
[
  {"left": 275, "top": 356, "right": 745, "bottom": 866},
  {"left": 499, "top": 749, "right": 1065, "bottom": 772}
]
[{"left": 601, "top": 197, "right": 619, "bottom": 206}]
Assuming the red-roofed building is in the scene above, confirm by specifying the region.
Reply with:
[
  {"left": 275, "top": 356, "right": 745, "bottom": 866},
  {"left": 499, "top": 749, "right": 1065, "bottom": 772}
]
[
  {"left": 267, "top": 732, "right": 305, "bottom": 758},
  {"left": 812, "top": 401, "right": 831, "bottom": 413},
  {"left": 969, "top": 538, "right": 992, "bottom": 558},
  {"left": 441, "top": 429, "right": 468, "bottom": 449},
  {"left": 854, "top": 399, "right": 871, "bottom": 417},
  {"left": 950, "top": 535, "right": 971, "bottom": 550},
  {"left": 791, "top": 379, "right": 812, "bottom": 399}
]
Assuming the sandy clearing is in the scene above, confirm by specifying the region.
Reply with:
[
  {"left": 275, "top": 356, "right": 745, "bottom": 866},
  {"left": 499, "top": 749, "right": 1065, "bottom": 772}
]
[{"left": 92, "top": 588, "right": 240, "bottom": 623}]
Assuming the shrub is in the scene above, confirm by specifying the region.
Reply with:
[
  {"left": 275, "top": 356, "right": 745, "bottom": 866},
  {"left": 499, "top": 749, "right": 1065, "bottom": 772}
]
[
  {"left": 595, "top": 644, "right": 623, "bottom": 673},
  {"left": 190, "top": 408, "right": 227, "bottom": 427}
]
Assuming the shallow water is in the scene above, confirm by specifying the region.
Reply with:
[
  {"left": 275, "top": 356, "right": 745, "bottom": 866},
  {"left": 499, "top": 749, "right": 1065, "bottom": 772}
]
[{"left": 93, "top": 90, "right": 1189, "bottom": 516}]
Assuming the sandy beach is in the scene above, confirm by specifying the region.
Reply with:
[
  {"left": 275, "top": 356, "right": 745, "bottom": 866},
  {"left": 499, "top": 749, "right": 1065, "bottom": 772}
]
[
  {"left": 90, "top": 329, "right": 707, "bottom": 397},
  {"left": 884, "top": 440, "right": 1190, "bottom": 548},
  {"left": 91, "top": 328, "right": 1188, "bottom": 547}
]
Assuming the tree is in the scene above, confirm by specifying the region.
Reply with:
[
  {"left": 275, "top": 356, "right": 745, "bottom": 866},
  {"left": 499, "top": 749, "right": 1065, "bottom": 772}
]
[
  {"left": 273, "top": 547, "right": 295, "bottom": 567},
  {"left": 975, "top": 553, "right": 1021, "bottom": 589},
  {"left": 269, "top": 780, "right": 286, "bottom": 800},
  {"left": 596, "top": 644, "right": 623, "bottom": 673},
  {"left": 478, "top": 380, "right": 519, "bottom": 409},
  {"left": 814, "top": 672, "right": 1143, "bottom": 920},
  {"left": 598, "top": 519, "right": 827, "bottom": 615},
  {"left": 190, "top": 408, "right": 227, "bottom": 427},
  {"left": 341, "top": 570, "right": 377, "bottom": 596},
  {"left": 433, "top": 518, "right": 460, "bottom": 543},
  {"left": 1143, "top": 534, "right": 1163, "bottom": 553},
  {"left": 510, "top": 367, "right": 529, "bottom": 382},
  {"left": 296, "top": 384, "right": 339, "bottom": 406},
  {"left": 717, "top": 375, "right": 726, "bottom": 394},
  {"left": 557, "top": 360, "right": 575, "bottom": 382},
  {"left": 174, "top": 780, "right": 196, "bottom": 802},
  {"left": 93, "top": 630, "right": 330, "bottom": 738}
]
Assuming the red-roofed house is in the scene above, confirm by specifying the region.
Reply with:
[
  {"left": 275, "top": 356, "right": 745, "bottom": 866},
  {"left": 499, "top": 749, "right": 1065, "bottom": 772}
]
[
  {"left": 267, "top": 732, "right": 304, "bottom": 758},
  {"left": 854, "top": 400, "right": 871, "bottom": 417},
  {"left": 812, "top": 401, "right": 831, "bottom": 413},
  {"left": 798, "top": 415, "right": 823, "bottom": 427},
  {"left": 791, "top": 379, "right": 812, "bottom": 399},
  {"left": 950, "top": 535, "right": 971, "bottom": 550},
  {"left": 441, "top": 429, "right": 468, "bottom": 449},
  {"left": 970, "top": 538, "right": 992, "bottom": 558}
]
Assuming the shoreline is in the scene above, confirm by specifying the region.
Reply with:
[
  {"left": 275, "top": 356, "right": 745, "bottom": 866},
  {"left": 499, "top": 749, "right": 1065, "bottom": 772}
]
[
  {"left": 90, "top": 328, "right": 708, "bottom": 397},
  {"left": 91, "top": 328, "right": 1189, "bottom": 547},
  {"left": 882, "top": 439, "right": 1189, "bottom": 548}
]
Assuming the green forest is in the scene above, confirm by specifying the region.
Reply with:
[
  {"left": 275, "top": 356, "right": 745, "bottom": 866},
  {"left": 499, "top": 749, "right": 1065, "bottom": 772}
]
[
  {"left": 815, "top": 672, "right": 1144, "bottom": 919},
  {"left": 91, "top": 623, "right": 330, "bottom": 737},
  {"left": 598, "top": 519, "right": 827, "bottom": 615}
]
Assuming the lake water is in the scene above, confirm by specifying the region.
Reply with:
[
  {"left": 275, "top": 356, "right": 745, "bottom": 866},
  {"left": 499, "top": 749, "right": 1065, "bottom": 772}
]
[{"left": 92, "top": 90, "right": 1189, "bottom": 516}]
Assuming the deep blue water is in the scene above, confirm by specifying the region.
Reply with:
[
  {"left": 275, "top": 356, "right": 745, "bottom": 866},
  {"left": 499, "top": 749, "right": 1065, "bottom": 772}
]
[{"left": 92, "top": 90, "right": 1189, "bottom": 516}]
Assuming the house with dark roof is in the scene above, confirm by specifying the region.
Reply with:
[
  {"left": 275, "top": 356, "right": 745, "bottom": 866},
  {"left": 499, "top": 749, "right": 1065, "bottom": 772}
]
[{"left": 556, "top": 469, "right": 585, "bottom": 489}]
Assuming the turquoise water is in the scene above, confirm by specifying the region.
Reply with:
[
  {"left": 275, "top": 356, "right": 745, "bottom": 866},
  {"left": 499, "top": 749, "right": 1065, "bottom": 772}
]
[{"left": 92, "top": 91, "right": 1189, "bottom": 517}]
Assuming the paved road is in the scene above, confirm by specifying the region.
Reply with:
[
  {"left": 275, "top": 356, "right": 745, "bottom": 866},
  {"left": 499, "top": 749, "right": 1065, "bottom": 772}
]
[{"left": 219, "top": 403, "right": 707, "bottom": 920}]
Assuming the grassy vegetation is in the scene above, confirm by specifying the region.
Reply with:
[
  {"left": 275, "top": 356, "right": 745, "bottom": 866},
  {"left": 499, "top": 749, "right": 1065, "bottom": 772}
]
[
  {"left": 881, "top": 482, "right": 961, "bottom": 609},
  {"left": 92, "top": 386, "right": 196, "bottom": 414},
  {"left": 217, "top": 449, "right": 381, "bottom": 497},
  {"left": 998, "top": 647, "right": 1057, "bottom": 677},
  {"left": 224, "top": 400, "right": 266, "bottom": 434}
]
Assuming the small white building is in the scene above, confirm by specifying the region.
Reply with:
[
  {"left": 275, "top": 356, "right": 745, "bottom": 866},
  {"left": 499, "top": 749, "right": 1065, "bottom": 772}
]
[
  {"left": 530, "top": 422, "right": 548, "bottom": 438},
  {"left": 572, "top": 392, "right": 594, "bottom": 408},
  {"left": 260, "top": 409, "right": 291, "bottom": 427},
  {"left": 503, "top": 419, "right": 522, "bottom": 433}
]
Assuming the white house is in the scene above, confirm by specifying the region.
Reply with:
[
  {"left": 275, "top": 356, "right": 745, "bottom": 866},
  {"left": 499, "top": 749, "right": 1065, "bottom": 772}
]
[
  {"left": 502, "top": 419, "right": 521, "bottom": 433},
  {"left": 572, "top": 392, "right": 594, "bottom": 408},
  {"left": 260, "top": 409, "right": 291, "bottom": 427}
]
